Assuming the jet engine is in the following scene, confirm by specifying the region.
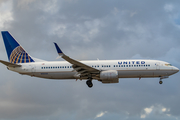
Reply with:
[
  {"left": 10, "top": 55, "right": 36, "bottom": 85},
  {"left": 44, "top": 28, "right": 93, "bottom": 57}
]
[{"left": 100, "top": 70, "right": 119, "bottom": 83}]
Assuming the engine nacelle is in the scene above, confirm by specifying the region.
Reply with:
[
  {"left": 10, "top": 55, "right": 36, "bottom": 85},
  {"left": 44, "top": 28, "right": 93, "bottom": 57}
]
[{"left": 100, "top": 70, "right": 119, "bottom": 83}]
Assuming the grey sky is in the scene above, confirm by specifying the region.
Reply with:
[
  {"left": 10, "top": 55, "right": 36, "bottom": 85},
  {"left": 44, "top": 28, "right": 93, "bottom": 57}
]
[{"left": 0, "top": 0, "right": 180, "bottom": 120}]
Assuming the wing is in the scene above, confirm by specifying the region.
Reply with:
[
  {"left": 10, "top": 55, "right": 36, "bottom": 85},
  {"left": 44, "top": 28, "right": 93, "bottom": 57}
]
[
  {"left": 54, "top": 43, "right": 100, "bottom": 79},
  {"left": 0, "top": 60, "right": 21, "bottom": 67}
]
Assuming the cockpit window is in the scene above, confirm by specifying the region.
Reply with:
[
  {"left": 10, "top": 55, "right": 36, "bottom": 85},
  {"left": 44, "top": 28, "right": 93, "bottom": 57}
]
[{"left": 165, "top": 64, "right": 172, "bottom": 66}]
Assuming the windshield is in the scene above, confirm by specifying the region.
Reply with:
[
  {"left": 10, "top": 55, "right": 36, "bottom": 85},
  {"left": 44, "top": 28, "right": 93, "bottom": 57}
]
[{"left": 165, "top": 64, "right": 172, "bottom": 66}]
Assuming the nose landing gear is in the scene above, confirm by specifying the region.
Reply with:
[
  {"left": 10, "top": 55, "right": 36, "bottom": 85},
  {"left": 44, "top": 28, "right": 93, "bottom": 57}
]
[{"left": 159, "top": 76, "right": 169, "bottom": 84}]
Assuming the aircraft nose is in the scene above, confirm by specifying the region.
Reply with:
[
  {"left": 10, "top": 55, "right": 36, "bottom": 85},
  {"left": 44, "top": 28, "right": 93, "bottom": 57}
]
[{"left": 173, "top": 66, "right": 179, "bottom": 73}]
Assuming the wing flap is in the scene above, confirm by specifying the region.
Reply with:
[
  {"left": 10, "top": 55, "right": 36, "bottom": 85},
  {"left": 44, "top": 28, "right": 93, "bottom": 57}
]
[{"left": 62, "top": 55, "right": 99, "bottom": 72}]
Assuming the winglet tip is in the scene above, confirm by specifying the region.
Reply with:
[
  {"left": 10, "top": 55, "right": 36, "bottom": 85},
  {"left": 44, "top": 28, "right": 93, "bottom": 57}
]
[{"left": 54, "top": 42, "right": 64, "bottom": 56}]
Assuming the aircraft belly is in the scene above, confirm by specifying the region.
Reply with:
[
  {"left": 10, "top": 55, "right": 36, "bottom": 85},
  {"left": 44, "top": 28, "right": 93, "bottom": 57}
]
[
  {"left": 33, "top": 72, "right": 76, "bottom": 79},
  {"left": 118, "top": 70, "right": 172, "bottom": 78}
]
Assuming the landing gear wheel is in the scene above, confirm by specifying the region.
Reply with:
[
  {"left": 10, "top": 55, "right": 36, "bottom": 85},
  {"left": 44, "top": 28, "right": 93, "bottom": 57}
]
[
  {"left": 159, "top": 81, "right": 163, "bottom": 84},
  {"left": 86, "top": 80, "right": 93, "bottom": 88}
]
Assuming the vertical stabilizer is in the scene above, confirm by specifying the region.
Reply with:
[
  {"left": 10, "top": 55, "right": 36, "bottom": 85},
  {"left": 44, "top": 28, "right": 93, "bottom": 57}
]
[{"left": 1, "top": 31, "right": 35, "bottom": 63}]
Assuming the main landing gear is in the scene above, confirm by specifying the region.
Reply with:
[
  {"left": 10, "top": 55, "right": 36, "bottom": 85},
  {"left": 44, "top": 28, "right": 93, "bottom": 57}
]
[
  {"left": 159, "top": 80, "right": 163, "bottom": 84},
  {"left": 86, "top": 79, "right": 93, "bottom": 88}
]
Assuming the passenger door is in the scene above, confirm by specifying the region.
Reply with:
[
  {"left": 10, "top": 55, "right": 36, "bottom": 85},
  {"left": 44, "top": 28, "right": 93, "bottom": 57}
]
[{"left": 156, "top": 62, "right": 160, "bottom": 70}]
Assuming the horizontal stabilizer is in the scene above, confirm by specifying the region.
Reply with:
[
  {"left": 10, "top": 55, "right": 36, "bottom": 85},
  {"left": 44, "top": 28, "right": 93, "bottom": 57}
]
[{"left": 0, "top": 60, "right": 21, "bottom": 67}]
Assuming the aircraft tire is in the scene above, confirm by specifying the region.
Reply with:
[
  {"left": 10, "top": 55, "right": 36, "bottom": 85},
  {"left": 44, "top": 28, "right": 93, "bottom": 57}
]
[
  {"left": 159, "top": 81, "right": 163, "bottom": 84},
  {"left": 86, "top": 80, "right": 93, "bottom": 88}
]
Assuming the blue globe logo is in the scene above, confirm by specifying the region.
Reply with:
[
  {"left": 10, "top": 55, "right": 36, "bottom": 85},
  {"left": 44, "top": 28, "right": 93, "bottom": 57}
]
[{"left": 10, "top": 46, "right": 34, "bottom": 63}]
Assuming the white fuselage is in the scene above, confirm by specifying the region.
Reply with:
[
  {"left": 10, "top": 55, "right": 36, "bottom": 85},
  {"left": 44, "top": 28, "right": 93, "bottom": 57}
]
[{"left": 8, "top": 59, "right": 179, "bottom": 80}]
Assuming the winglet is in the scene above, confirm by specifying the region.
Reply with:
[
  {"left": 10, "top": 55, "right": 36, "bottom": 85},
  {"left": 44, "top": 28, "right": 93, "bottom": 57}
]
[{"left": 54, "top": 42, "right": 64, "bottom": 56}]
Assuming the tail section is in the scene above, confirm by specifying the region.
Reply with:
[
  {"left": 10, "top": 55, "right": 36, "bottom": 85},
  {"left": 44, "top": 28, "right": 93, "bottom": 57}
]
[{"left": 1, "top": 31, "right": 35, "bottom": 63}]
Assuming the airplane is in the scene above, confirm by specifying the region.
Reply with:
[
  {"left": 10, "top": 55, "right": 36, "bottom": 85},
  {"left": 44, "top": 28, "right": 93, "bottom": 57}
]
[{"left": 0, "top": 31, "right": 179, "bottom": 88}]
